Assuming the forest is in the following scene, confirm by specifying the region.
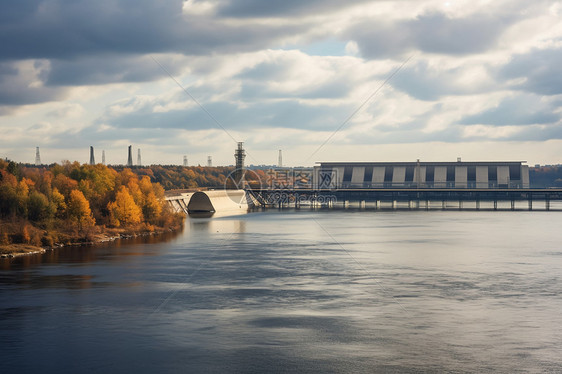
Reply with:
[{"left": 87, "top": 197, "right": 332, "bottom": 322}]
[
  {"left": 529, "top": 165, "right": 562, "bottom": 188},
  {"left": 0, "top": 160, "right": 185, "bottom": 254}
]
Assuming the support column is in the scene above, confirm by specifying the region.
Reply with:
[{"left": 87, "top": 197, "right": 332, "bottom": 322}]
[{"left": 494, "top": 200, "right": 498, "bottom": 210}]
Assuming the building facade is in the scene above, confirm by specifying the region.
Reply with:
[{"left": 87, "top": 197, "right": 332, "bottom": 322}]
[{"left": 313, "top": 161, "right": 530, "bottom": 189}]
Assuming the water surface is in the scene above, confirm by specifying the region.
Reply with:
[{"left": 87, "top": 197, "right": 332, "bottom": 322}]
[{"left": 1, "top": 210, "right": 562, "bottom": 373}]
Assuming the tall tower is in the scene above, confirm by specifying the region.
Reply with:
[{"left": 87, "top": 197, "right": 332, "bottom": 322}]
[
  {"left": 234, "top": 142, "right": 246, "bottom": 185},
  {"left": 278, "top": 149, "right": 283, "bottom": 168},
  {"left": 127, "top": 146, "right": 133, "bottom": 167},
  {"left": 183, "top": 155, "right": 188, "bottom": 167},
  {"left": 207, "top": 156, "right": 212, "bottom": 167},
  {"left": 102, "top": 150, "right": 106, "bottom": 165},
  {"left": 89, "top": 146, "right": 95, "bottom": 165},
  {"left": 35, "top": 147, "right": 41, "bottom": 166},
  {"left": 137, "top": 149, "right": 142, "bottom": 166}
]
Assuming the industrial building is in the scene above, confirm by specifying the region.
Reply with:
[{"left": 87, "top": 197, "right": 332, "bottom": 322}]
[{"left": 313, "top": 160, "right": 530, "bottom": 189}]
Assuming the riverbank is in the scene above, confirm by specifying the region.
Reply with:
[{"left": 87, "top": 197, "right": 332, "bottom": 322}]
[{"left": 0, "top": 221, "right": 184, "bottom": 258}]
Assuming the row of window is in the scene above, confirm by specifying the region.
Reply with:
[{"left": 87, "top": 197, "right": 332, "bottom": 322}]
[{"left": 341, "top": 165, "right": 522, "bottom": 183}]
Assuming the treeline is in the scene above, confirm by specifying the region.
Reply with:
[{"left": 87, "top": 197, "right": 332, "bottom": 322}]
[
  {"left": 529, "top": 166, "right": 562, "bottom": 188},
  {"left": 0, "top": 160, "right": 183, "bottom": 247},
  {"left": 112, "top": 165, "right": 267, "bottom": 190}
]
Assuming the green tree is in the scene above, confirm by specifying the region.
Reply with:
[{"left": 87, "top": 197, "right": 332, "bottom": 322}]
[{"left": 27, "top": 191, "right": 53, "bottom": 222}]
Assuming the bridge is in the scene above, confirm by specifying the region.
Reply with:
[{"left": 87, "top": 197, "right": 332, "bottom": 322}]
[
  {"left": 246, "top": 188, "right": 562, "bottom": 211},
  {"left": 166, "top": 187, "right": 562, "bottom": 214}
]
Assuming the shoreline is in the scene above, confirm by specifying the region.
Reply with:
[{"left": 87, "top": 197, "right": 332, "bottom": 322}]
[{"left": 0, "top": 224, "right": 183, "bottom": 259}]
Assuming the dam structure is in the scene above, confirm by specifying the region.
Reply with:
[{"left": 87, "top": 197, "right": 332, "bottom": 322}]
[
  {"left": 166, "top": 190, "right": 252, "bottom": 215},
  {"left": 165, "top": 160, "right": 562, "bottom": 214},
  {"left": 248, "top": 160, "right": 562, "bottom": 211}
]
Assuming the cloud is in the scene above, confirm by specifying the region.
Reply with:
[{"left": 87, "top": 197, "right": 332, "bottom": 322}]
[
  {"left": 101, "top": 97, "right": 353, "bottom": 132},
  {"left": 347, "top": 11, "right": 519, "bottom": 58},
  {"left": 499, "top": 47, "right": 562, "bottom": 95},
  {"left": 0, "top": 0, "right": 307, "bottom": 62},
  {"left": 45, "top": 55, "right": 174, "bottom": 86},
  {"left": 390, "top": 59, "right": 495, "bottom": 100},
  {"left": 0, "top": 60, "right": 65, "bottom": 105},
  {"left": 1, "top": 0, "right": 562, "bottom": 165},
  {"left": 215, "top": 0, "right": 372, "bottom": 18},
  {"left": 459, "top": 94, "right": 561, "bottom": 126}
]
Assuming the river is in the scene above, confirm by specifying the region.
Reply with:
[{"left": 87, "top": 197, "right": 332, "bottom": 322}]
[{"left": 1, "top": 209, "right": 562, "bottom": 373}]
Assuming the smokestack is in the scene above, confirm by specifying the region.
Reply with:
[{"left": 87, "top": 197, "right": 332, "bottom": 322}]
[
  {"left": 35, "top": 147, "right": 41, "bottom": 166},
  {"left": 127, "top": 146, "right": 133, "bottom": 167},
  {"left": 137, "top": 148, "right": 141, "bottom": 166},
  {"left": 102, "top": 150, "right": 106, "bottom": 165},
  {"left": 183, "top": 155, "right": 188, "bottom": 167},
  {"left": 89, "top": 146, "right": 95, "bottom": 165},
  {"left": 278, "top": 149, "right": 282, "bottom": 168},
  {"left": 207, "top": 156, "right": 212, "bottom": 167}
]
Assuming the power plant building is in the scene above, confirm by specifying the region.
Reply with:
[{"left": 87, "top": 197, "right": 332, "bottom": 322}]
[{"left": 313, "top": 161, "right": 529, "bottom": 189}]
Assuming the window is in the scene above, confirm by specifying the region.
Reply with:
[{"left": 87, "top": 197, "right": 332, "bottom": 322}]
[
  {"left": 343, "top": 166, "right": 353, "bottom": 182},
  {"left": 405, "top": 166, "right": 415, "bottom": 182},
  {"left": 446, "top": 166, "right": 455, "bottom": 181},
  {"left": 509, "top": 165, "right": 521, "bottom": 180},
  {"left": 467, "top": 166, "right": 476, "bottom": 181},
  {"left": 488, "top": 166, "right": 497, "bottom": 188},
  {"left": 384, "top": 167, "right": 394, "bottom": 182},
  {"left": 384, "top": 166, "right": 393, "bottom": 187},
  {"left": 488, "top": 166, "right": 497, "bottom": 181},
  {"left": 425, "top": 166, "right": 435, "bottom": 182},
  {"left": 363, "top": 167, "right": 373, "bottom": 186}
]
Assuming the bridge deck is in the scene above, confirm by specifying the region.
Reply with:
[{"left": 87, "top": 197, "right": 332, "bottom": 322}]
[{"left": 248, "top": 188, "right": 562, "bottom": 210}]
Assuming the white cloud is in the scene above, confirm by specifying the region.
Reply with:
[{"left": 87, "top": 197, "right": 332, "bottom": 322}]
[{"left": 1, "top": 0, "right": 562, "bottom": 166}]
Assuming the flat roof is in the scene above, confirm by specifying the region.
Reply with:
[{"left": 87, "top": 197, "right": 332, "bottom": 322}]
[{"left": 316, "top": 161, "right": 527, "bottom": 166}]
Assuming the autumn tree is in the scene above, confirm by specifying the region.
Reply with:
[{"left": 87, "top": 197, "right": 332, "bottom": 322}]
[
  {"left": 107, "top": 186, "right": 143, "bottom": 227},
  {"left": 67, "top": 189, "right": 95, "bottom": 230},
  {"left": 50, "top": 188, "right": 67, "bottom": 219}
]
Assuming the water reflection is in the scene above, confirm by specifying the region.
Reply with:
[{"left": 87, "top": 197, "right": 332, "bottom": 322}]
[
  {"left": 187, "top": 216, "right": 247, "bottom": 235},
  {"left": 0, "top": 228, "right": 184, "bottom": 270}
]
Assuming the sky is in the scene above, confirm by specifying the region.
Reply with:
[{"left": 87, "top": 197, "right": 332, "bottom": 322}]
[{"left": 1, "top": 0, "right": 561, "bottom": 167}]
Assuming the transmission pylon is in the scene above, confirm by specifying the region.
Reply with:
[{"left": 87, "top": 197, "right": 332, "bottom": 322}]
[
  {"left": 234, "top": 142, "right": 246, "bottom": 186},
  {"left": 89, "top": 146, "right": 95, "bottom": 165},
  {"left": 183, "top": 155, "right": 188, "bottom": 167},
  {"left": 35, "top": 147, "right": 41, "bottom": 166},
  {"left": 207, "top": 156, "right": 212, "bottom": 167}
]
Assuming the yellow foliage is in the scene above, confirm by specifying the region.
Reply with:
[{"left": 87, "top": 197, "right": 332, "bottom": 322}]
[
  {"left": 107, "top": 186, "right": 143, "bottom": 227},
  {"left": 68, "top": 189, "right": 96, "bottom": 229}
]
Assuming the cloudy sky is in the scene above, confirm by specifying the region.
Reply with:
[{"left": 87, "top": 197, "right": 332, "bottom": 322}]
[{"left": 1, "top": 0, "right": 561, "bottom": 166}]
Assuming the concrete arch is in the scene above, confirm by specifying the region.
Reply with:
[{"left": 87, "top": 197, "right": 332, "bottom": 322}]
[
  {"left": 187, "top": 192, "right": 215, "bottom": 213},
  {"left": 186, "top": 190, "right": 250, "bottom": 214}
]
